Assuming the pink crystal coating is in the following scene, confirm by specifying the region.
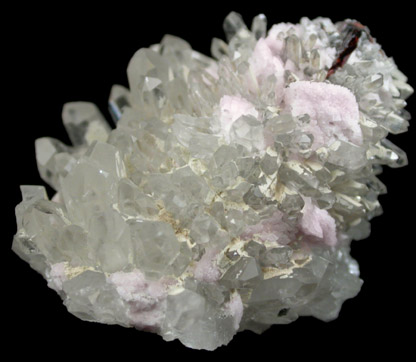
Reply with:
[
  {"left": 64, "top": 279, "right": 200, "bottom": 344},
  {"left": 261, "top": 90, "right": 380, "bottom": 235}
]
[
  {"left": 241, "top": 211, "right": 295, "bottom": 245},
  {"left": 300, "top": 197, "right": 337, "bottom": 246},
  {"left": 194, "top": 247, "right": 222, "bottom": 283},
  {"left": 109, "top": 270, "right": 167, "bottom": 331},
  {"left": 284, "top": 81, "right": 363, "bottom": 148},
  {"left": 225, "top": 292, "right": 244, "bottom": 330}
]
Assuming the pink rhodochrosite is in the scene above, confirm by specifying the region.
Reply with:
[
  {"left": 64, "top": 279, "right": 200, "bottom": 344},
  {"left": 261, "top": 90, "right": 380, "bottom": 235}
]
[{"left": 12, "top": 12, "right": 411, "bottom": 350}]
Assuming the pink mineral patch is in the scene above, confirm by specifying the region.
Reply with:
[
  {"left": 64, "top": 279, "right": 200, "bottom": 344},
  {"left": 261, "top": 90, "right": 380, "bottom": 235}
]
[
  {"left": 265, "top": 23, "right": 302, "bottom": 56},
  {"left": 194, "top": 248, "right": 221, "bottom": 283},
  {"left": 52, "top": 192, "right": 61, "bottom": 203},
  {"left": 240, "top": 211, "right": 295, "bottom": 245},
  {"left": 241, "top": 199, "right": 338, "bottom": 247},
  {"left": 248, "top": 38, "right": 285, "bottom": 102},
  {"left": 265, "top": 23, "right": 336, "bottom": 69},
  {"left": 108, "top": 269, "right": 167, "bottom": 331},
  {"left": 300, "top": 197, "right": 337, "bottom": 246},
  {"left": 219, "top": 95, "right": 258, "bottom": 141},
  {"left": 47, "top": 262, "right": 67, "bottom": 292},
  {"left": 284, "top": 81, "right": 363, "bottom": 148},
  {"left": 225, "top": 292, "right": 244, "bottom": 330}
]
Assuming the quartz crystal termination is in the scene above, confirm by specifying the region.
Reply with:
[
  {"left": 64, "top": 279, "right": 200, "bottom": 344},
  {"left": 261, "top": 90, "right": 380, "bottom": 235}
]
[{"left": 13, "top": 12, "right": 412, "bottom": 350}]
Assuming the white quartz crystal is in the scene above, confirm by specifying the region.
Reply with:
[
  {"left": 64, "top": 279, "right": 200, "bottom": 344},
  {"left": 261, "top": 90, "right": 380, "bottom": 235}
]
[{"left": 13, "top": 12, "right": 411, "bottom": 350}]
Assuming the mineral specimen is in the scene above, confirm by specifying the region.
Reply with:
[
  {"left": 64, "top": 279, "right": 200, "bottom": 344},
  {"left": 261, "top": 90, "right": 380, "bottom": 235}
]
[{"left": 12, "top": 12, "right": 411, "bottom": 350}]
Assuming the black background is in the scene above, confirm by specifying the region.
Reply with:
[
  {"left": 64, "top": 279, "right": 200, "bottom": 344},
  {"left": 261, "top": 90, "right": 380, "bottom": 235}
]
[{"left": 5, "top": 3, "right": 415, "bottom": 358}]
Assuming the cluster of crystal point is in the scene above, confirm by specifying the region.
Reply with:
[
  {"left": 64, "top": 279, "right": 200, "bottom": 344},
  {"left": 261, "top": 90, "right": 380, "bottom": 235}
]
[{"left": 13, "top": 13, "right": 411, "bottom": 350}]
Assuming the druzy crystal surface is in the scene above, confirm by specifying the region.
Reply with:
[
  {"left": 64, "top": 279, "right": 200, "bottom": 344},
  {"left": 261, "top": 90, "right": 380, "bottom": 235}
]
[{"left": 13, "top": 13, "right": 412, "bottom": 350}]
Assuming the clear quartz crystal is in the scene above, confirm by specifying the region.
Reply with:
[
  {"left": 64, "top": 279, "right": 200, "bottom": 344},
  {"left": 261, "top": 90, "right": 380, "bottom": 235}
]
[
  {"left": 251, "top": 14, "right": 267, "bottom": 40},
  {"left": 62, "top": 102, "right": 111, "bottom": 146},
  {"left": 12, "top": 12, "right": 411, "bottom": 350}
]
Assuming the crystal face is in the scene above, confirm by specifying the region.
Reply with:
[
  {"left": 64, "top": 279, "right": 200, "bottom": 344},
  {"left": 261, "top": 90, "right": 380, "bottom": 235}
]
[{"left": 12, "top": 13, "right": 411, "bottom": 350}]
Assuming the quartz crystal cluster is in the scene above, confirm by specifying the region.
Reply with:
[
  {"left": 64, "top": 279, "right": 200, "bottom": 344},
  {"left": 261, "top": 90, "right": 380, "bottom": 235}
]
[{"left": 13, "top": 13, "right": 411, "bottom": 350}]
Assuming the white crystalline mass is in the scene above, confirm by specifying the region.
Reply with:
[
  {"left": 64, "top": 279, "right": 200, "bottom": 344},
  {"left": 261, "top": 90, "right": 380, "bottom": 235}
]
[{"left": 13, "top": 12, "right": 411, "bottom": 350}]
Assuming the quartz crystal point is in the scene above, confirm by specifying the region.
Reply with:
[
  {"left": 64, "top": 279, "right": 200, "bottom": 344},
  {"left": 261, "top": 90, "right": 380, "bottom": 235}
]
[{"left": 12, "top": 12, "right": 412, "bottom": 350}]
